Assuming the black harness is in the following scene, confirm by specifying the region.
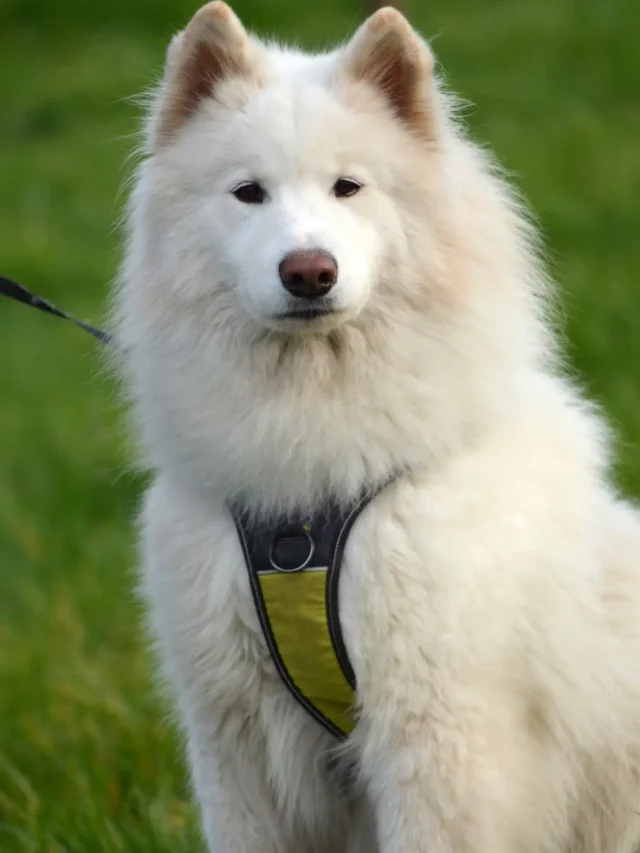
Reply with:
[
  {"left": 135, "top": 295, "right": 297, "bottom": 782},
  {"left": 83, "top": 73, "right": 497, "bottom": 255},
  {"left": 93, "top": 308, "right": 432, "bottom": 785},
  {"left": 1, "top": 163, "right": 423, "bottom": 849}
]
[{"left": 230, "top": 473, "right": 400, "bottom": 739}]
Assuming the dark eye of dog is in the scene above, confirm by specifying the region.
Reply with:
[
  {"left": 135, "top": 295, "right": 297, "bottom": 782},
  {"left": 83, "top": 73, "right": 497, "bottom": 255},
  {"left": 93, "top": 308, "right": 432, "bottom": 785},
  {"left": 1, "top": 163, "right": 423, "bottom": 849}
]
[
  {"left": 232, "top": 182, "right": 266, "bottom": 204},
  {"left": 333, "top": 178, "right": 362, "bottom": 198}
]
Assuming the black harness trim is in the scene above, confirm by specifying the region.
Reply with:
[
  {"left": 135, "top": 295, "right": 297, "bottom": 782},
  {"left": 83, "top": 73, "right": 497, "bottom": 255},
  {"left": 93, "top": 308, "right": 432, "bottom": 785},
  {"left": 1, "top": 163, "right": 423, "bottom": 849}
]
[
  {"left": 230, "top": 471, "right": 400, "bottom": 739},
  {"left": 324, "top": 482, "right": 393, "bottom": 690}
]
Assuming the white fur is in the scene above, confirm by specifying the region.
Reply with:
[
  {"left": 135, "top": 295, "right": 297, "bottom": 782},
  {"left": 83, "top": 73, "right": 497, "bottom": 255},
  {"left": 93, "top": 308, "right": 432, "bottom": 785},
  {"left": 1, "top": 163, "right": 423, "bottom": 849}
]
[{"left": 114, "top": 5, "right": 640, "bottom": 852}]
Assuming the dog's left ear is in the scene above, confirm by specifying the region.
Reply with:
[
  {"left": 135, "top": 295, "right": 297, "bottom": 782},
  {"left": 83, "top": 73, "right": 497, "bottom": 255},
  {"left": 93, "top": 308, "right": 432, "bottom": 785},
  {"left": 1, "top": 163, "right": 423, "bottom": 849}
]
[{"left": 340, "top": 7, "right": 438, "bottom": 142}]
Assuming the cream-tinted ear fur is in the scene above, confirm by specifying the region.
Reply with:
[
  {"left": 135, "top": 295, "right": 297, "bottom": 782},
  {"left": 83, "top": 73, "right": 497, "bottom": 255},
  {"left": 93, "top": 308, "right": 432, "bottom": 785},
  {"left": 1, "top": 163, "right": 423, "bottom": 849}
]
[
  {"left": 341, "top": 6, "right": 437, "bottom": 141},
  {"left": 155, "top": 1, "right": 253, "bottom": 145}
]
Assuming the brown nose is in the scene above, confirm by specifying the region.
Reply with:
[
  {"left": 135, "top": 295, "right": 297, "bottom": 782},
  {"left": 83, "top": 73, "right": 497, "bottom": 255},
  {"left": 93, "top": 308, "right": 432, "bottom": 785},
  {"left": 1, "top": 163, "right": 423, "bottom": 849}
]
[{"left": 278, "top": 250, "right": 338, "bottom": 300}]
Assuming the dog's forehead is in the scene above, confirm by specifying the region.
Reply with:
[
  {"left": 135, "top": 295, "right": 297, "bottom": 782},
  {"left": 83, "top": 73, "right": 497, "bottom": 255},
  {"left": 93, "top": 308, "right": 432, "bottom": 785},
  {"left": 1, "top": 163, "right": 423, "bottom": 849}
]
[
  {"left": 209, "top": 60, "right": 369, "bottom": 173},
  {"left": 179, "top": 45, "right": 403, "bottom": 180},
  {"left": 254, "top": 48, "right": 344, "bottom": 127}
]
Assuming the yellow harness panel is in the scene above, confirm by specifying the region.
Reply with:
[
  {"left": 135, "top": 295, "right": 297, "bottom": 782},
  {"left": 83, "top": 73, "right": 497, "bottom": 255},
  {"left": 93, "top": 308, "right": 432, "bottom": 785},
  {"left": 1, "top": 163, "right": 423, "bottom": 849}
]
[
  {"left": 231, "top": 472, "right": 399, "bottom": 740},
  {"left": 259, "top": 571, "right": 356, "bottom": 735}
]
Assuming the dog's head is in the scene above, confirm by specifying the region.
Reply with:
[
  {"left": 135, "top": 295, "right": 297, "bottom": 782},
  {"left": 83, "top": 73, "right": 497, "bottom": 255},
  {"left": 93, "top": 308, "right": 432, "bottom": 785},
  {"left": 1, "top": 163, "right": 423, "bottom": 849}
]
[
  {"left": 118, "top": 4, "right": 549, "bottom": 502},
  {"left": 133, "top": 2, "right": 452, "bottom": 335}
]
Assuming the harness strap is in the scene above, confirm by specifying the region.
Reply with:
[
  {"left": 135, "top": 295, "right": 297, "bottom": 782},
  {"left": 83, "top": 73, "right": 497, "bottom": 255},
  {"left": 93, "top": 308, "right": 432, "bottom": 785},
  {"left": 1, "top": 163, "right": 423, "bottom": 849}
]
[{"left": 0, "top": 275, "right": 113, "bottom": 346}]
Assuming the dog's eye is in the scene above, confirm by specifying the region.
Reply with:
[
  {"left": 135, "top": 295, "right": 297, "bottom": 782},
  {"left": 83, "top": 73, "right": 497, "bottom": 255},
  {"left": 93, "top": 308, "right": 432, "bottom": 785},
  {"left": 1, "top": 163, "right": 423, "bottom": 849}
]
[
  {"left": 333, "top": 178, "right": 362, "bottom": 199},
  {"left": 232, "top": 181, "right": 266, "bottom": 204}
]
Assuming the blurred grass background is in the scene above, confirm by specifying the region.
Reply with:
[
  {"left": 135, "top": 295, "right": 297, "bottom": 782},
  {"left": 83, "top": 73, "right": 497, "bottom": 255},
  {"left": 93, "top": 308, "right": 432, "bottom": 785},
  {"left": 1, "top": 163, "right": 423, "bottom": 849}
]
[{"left": 1, "top": 0, "right": 638, "bottom": 849}]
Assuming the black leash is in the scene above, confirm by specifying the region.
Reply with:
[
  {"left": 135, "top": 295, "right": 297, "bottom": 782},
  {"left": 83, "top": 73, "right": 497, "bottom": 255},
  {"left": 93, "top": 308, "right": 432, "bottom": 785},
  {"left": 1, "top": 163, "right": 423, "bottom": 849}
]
[{"left": 0, "top": 275, "right": 113, "bottom": 346}]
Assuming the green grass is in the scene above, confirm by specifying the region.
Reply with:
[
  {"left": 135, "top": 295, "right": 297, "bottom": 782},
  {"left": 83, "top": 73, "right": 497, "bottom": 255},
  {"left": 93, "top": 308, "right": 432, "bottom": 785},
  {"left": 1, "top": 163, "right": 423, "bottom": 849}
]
[{"left": 1, "top": 0, "right": 639, "bottom": 849}]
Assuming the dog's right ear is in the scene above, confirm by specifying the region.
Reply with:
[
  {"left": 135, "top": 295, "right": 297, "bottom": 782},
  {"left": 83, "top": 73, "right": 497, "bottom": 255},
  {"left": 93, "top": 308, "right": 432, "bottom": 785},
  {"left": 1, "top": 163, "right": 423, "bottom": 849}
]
[{"left": 154, "top": 2, "right": 253, "bottom": 146}]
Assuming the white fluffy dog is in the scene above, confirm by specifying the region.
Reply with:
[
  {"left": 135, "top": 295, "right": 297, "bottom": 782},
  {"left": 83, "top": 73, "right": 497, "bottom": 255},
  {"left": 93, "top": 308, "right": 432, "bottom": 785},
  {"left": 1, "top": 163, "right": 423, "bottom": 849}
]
[{"left": 114, "top": 3, "right": 640, "bottom": 851}]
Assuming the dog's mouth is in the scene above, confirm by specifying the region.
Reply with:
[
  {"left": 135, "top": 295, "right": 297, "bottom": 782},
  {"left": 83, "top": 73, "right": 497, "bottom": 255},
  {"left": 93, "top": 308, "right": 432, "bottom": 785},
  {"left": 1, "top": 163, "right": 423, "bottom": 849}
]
[
  {"left": 275, "top": 301, "right": 341, "bottom": 322},
  {"left": 263, "top": 298, "right": 353, "bottom": 335}
]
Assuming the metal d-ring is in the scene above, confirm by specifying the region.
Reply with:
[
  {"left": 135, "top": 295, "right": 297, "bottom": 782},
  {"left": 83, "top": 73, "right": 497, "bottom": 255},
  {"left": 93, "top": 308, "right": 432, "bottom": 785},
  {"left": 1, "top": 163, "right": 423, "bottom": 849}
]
[{"left": 269, "top": 530, "right": 315, "bottom": 573}]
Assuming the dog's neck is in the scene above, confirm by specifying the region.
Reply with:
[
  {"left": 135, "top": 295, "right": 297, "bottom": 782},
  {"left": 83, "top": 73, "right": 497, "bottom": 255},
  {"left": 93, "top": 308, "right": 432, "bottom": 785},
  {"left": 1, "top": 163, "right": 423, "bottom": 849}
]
[{"left": 136, "top": 299, "right": 532, "bottom": 518}]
